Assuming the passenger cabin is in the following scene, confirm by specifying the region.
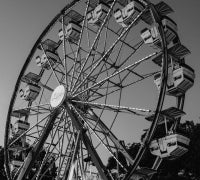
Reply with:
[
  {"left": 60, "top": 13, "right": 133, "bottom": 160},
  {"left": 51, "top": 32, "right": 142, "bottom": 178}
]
[
  {"left": 87, "top": 3, "right": 109, "bottom": 27},
  {"left": 10, "top": 160, "right": 23, "bottom": 171},
  {"left": 58, "top": 22, "right": 81, "bottom": 43},
  {"left": 131, "top": 167, "right": 157, "bottom": 180},
  {"left": 36, "top": 39, "right": 60, "bottom": 70},
  {"left": 19, "top": 84, "right": 41, "bottom": 101},
  {"left": 59, "top": 9, "right": 83, "bottom": 42},
  {"left": 141, "top": 1, "right": 174, "bottom": 26},
  {"left": 9, "top": 138, "right": 24, "bottom": 151},
  {"left": 12, "top": 109, "right": 29, "bottom": 119},
  {"left": 36, "top": 51, "right": 59, "bottom": 70},
  {"left": 152, "top": 43, "right": 193, "bottom": 96},
  {"left": 40, "top": 39, "right": 59, "bottom": 52},
  {"left": 149, "top": 133, "right": 190, "bottom": 159},
  {"left": 140, "top": 26, "right": 160, "bottom": 47},
  {"left": 154, "top": 1, "right": 174, "bottom": 17},
  {"left": 140, "top": 16, "right": 178, "bottom": 49},
  {"left": 167, "top": 64, "right": 195, "bottom": 96},
  {"left": 152, "top": 43, "right": 191, "bottom": 67},
  {"left": 162, "top": 16, "right": 178, "bottom": 45},
  {"left": 21, "top": 72, "right": 41, "bottom": 85},
  {"left": 154, "top": 64, "right": 195, "bottom": 96},
  {"left": 145, "top": 107, "right": 185, "bottom": 126},
  {"left": 14, "top": 120, "right": 30, "bottom": 134},
  {"left": 114, "top": 0, "right": 145, "bottom": 27}
]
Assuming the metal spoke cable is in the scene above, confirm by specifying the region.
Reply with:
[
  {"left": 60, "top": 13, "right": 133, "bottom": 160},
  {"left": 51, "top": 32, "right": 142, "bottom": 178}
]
[
  {"left": 70, "top": 0, "right": 90, "bottom": 91},
  {"left": 71, "top": 0, "right": 118, "bottom": 92},
  {"left": 72, "top": 6, "right": 149, "bottom": 95},
  {"left": 73, "top": 52, "right": 158, "bottom": 98},
  {"left": 72, "top": 100, "right": 153, "bottom": 116}
]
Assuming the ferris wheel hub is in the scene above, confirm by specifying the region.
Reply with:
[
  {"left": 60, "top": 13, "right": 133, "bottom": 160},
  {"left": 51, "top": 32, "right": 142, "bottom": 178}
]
[{"left": 50, "top": 85, "right": 67, "bottom": 108}]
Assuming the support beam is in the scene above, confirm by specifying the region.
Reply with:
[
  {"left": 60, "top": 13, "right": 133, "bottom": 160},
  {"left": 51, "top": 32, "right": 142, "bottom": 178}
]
[
  {"left": 65, "top": 104, "right": 110, "bottom": 180},
  {"left": 17, "top": 108, "right": 60, "bottom": 180}
]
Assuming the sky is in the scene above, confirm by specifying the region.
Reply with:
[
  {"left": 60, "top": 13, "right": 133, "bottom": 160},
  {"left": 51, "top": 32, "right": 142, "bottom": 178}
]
[{"left": 0, "top": 0, "right": 200, "bottom": 147}]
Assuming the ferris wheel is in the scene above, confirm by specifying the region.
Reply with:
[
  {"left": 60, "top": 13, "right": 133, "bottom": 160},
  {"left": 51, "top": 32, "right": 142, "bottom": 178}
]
[{"left": 4, "top": 0, "right": 195, "bottom": 180}]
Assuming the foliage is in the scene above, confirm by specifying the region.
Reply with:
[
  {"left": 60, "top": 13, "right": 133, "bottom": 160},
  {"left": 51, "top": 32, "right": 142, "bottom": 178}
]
[
  {"left": 106, "top": 121, "right": 200, "bottom": 180},
  {"left": 0, "top": 147, "right": 7, "bottom": 180},
  {"left": 0, "top": 144, "right": 57, "bottom": 180}
]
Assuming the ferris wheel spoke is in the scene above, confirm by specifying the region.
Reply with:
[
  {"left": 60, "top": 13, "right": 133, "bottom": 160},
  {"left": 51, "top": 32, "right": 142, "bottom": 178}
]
[
  {"left": 34, "top": 114, "right": 64, "bottom": 180},
  {"left": 84, "top": 34, "right": 127, "bottom": 91},
  {"left": 85, "top": 18, "right": 143, "bottom": 56},
  {"left": 79, "top": 41, "right": 145, "bottom": 100},
  {"left": 117, "top": 41, "right": 144, "bottom": 69},
  {"left": 72, "top": 100, "right": 152, "bottom": 116},
  {"left": 61, "top": 15, "right": 68, "bottom": 89},
  {"left": 70, "top": 0, "right": 90, "bottom": 92},
  {"left": 61, "top": 129, "right": 78, "bottom": 179},
  {"left": 38, "top": 81, "right": 54, "bottom": 92},
  {"left": 40, "top": 44, "right": 62, "bottom": 86},
  {"left": 71, "top": 0, "right": 118, "bottom": 92},
  {"left": 87, "top": 70, "right": 158, "bottom": 106},
  {"left": 56, "top": 119, "right": 75, "bottom": 178},
  {"left": 79, "top": 49, "right": 151, "bottom": 100},
  {"left": 73, "top": 40, "right": 126, "bottom": 79},
  {"left": 107, "top": 26, "right": 143, "bottom": 52},
  {"left": 66, "top": 131, "right": 82, "bottom": 180},
  {"left": 36, "top": 158, "right": 58, "bottom": 180},
  {"left": 72, "top": 6, "right": 149, "bottom": 95},
  {"left": 83, "top": 23, "right": 113, "bottom": 89},
  {"left": 73, "top": 52, "right": 158, "bottom": 98},
  {"left": 13, "top": 103, "right": 51, "bottom": 115}
]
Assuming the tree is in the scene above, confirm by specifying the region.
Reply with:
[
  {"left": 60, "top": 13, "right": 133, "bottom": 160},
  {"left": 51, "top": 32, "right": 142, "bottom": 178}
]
[
  {"left": 106, "top": 121, "right": 200, "bottom": 180},
  {"left": 0, "top": 147, "right": 7, "bottom": 180},
  {"left": 1, "top": 145, "right": 57, "bottom": 180}
]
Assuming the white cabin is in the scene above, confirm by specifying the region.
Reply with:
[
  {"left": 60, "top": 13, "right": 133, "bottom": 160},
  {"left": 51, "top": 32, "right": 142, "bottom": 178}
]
[
  {"left": 154, "top": 64, "right": 195, "bottom": 96},
  {"left": 131, "top": 167, "right": 157, "bottom": 180},
  {"left": 59, "top": 22, "right": 81, "bottom": 42},
  {"left": 58, "top": 29, "right": 65, "bottom": 41},
  {"left": 87, "top": 3, "right": 109, "bottom": 26},
  {"left": 141, "top": 17, "right": 178, "bottom": 48},
  {"left": 149, "top": 134, "right": 190, "bottom": 159},
  {"left": 140, "top": 26, "right": 160, "bottom": 48},
  {"left": 114, "top": 0, "right": 144, "bottom": 27},
  {"left": 10, "top": 160, "right": 23, "bottom": 171},
  {"left": 154, "top": 65, "right": 174, "bottom": 90},
  {"left": 14, "top": 120, "right": 30, "bottom": 134},
  {"left": 20, "top": 84, "right": 41, "bottom": 101},
  {"left": 113, "top": 9, "right": 124, "bottom": 26},
  {"left": 87, "top": 10, "right": 95, "bottom": 25},
  {"left": 86, "top": 175, "right": 95, "bottom": 180},
  {"left": 168, "top": 64, "right": 195, "bottom": 96},
  {"left": 36, "top": 51, "right": 59, "bottom": 70},
  {"left": 154, "top": 72, "right": 161, "bottom": 91}
]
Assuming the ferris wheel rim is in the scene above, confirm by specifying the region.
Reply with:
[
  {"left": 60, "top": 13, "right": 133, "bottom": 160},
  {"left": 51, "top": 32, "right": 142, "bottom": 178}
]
[{"left": 4, "top": 0, "right": 174, "bottom": 179}]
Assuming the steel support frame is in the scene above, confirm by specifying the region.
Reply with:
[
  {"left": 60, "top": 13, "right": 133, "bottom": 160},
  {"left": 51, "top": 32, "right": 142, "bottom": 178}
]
[
  {"left": 17, "top": 108, "right": 61, "bottom": 180},
  {"left": 65, "top": 103, "right": 110, "bottom": 180}
]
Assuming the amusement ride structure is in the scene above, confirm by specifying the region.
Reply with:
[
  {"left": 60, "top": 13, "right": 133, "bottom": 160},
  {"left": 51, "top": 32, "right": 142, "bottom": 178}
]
[{"left": 4, "top": 0, "right": 195, "bottom": 179}]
